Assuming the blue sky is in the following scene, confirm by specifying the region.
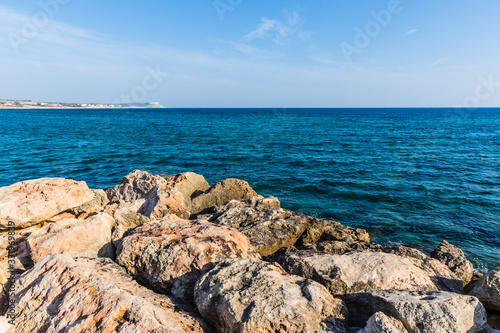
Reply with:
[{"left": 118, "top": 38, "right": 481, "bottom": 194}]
[{"left": 1, "top": 0, "right": 500, "bottom": 107}]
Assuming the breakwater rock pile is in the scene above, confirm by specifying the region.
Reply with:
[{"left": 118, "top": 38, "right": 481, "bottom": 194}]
[{"left": 0, "top": 170, "right": 499, "bottom": 332}]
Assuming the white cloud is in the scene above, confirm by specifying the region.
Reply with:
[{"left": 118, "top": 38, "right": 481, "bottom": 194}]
[
  {"left": 242, "top": 11, "right": 311, "bottom": 45},
  {"left": 433, "top": 57, "right": 451, "bottom": 66},
  {"left": 404, "top": 29, "right": 419, "bottom": 36},
  {"left": 243, "top": 18, "right": 278, "bottom": 41}
]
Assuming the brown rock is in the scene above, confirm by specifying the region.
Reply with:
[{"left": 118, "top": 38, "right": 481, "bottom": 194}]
[
  {"left": 195, "top": 258, "right": 348, "bottom": 333},
  {"left": 431, "top": 240, "right": 474, "bottom": 286},
  {"left": 116, "top": 218, "right": 260, "bottom": 300},
  {"left": 106, "top": 170, "right": 168, "bottom": 202},
  {"left": 190, "top": 178, "right": 260, "bottom": 215},
  {"left": 470, "top": 268, "right": 500, "bottom": 312},
  {"left": 12, "top": 254, "right": 212, "bottom": 332},
  {"left": 297, "top": 215, "right": 370, "bottom": 245},
  {"left": 272, "top": 249, "right": 463, "bottom": 296},
  {"left": 0, "top": 178, "right": 94, "bottom": 230},
  {"left": 27, "top": 213, "right": 116, "bottom": 263},
  {"left": 206, "top": 197, "right": 308, "bottom": 256}
]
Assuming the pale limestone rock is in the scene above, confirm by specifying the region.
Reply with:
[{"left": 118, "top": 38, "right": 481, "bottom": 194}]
[
  {"left": 195, "top": 258, "right": 347, "bottom": 333},
  {"left": 12, "top": 254, "right": 211, "bottom": 332},
  {"left": 27, "top": 212, "right": 116, "bottom": 263},
  {"left": 165, "top": 172, "right": 210, "bottom": 205},
  {"left": 0, "top": 178, "right": 94, "bottom": 230},
  {"left": 369, "top": 290, "right": 488, "bottom": 333},
  {"left": 273, "top": 250, "right": 463, "bottom": 295}
]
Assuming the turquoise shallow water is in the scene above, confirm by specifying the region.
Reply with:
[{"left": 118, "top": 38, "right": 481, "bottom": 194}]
[{"left": 1, "top": 108, "right": 499, "bottom": 269}]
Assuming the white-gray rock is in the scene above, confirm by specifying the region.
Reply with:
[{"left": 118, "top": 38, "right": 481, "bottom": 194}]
[
  {"left": 194, "top": 258, "right": 348, "bottom": 333},
  {"left": 369, "top": 290, "right": 489, "bottom": 333},
  {"left": 470, "top": 268, "right": 500, "bottom": 311}
]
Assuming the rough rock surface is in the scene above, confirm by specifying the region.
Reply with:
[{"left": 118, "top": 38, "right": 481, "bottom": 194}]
[
  {"left": 205, "top": 197, "right": 308, "bottom": 256},
  {"left": 67, "top": 189, "right": 109, "bottom": 218},
  {"left": 195, "top": 258, "right": 348, "bottom": 333},
  {"left": 0, "top": 178, "right": 94, "bottom": 230},
  {"left": 431, "top": 240, "right": 474, "bottom": 286},
  {"left": 116, "top": 218, "right": 260, "bottom": 300},
  {"left": 368, "top": 290, "right": 488, "bottom": 333},
  {"left": 107, "top": 200, "right": 151, "bottom": 244},
  {"left": 12, "top": 254, "right": 211, "bottom": 333},
  {"left": 165, "top": 172, "right": 210, "bottom": 203},
  {"left": 296, "top": 215, "right": 370, "bottom": 245},
  {"left": 138, "top": 186, "right": 190, "bottom": 220},
  {"left": 27, "top": 213, "right": 116, "bottom": 263},
  {"left": 190, "top": 178, "right": 260, "bottom": 215},
  {"left": 470, "top": 268, "right": 500, "bottom": 311},
  {"left": 106, "top": 170, "right": 168, "bottom": 202},
  {"left": 362, "top": 312, "right": 409, "bottom": 333},
  {"left": 272, "top": 249, "right": 463, "bottom": 295}
]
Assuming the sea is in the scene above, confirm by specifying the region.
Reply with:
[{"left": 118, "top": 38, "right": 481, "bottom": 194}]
[{"left": 1, "top": 108, "right": 499, "bottom": 270}]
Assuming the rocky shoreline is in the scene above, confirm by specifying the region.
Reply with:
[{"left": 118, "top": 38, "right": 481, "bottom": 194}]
[{"left": 0, "top": 170, "right": 499, "bottom": 332}]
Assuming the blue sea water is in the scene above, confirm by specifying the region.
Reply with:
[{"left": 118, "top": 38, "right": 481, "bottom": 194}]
[{"left": 0, "top": 108, "right": 499, "bottom": 270}]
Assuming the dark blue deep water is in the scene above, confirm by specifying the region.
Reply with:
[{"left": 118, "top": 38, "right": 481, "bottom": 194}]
[{"left": 1, "top": 108, "right": 499, "bottom": 270}]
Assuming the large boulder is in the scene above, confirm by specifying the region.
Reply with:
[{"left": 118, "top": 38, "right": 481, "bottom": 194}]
[
  {"left": 195, "top": 258, "right": 348, "bottom": 333},
  {"left": 368, "top": 290, "right": 489, "bottom": 333},
  {"left": 470, "top": 268, "right": 500, "bottom": 311},
  {"left": 0, "top": 178, "right": 95, "bottom": 230},
  {"left": 116, "top": 218, "right": 260, "bottom": 300},
  {"left": 361, "top": 312, "right": 409, "bottom": 333},
  {"left": 165, "top": 172, "right": 210, "bottom": 204},
  {"left": 27, "top": 213, "right": 116, "bottom": 263},
  {"left": 190, "top": 178, "right": 260, "bottom": 215},
  {"left": 12, "top": 254, "right": 212, "bottom": 332},
  {"left": 205, "top": 197, "right": 308, "bottom": 256},
  {"left": 431, "top": 240, "right": 474, "bottom": 286},
  {"left": 272, "top": 249, "right": 463, "bottom": 296},
  {"left": 138, "top": 186, "right": 190, "bottom": 220},
  {"left": 106, "top": 170, "right": 168, "bottom": 202}
]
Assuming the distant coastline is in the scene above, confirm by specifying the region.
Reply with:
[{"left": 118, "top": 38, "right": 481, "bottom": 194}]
[{"left": 0, "top": 99, "right": 165, "bottom": 109}]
